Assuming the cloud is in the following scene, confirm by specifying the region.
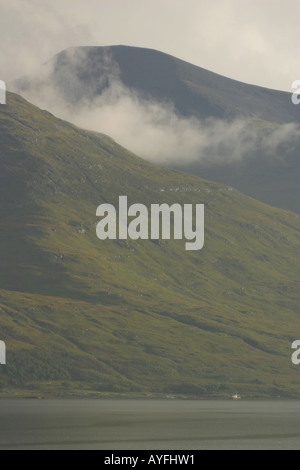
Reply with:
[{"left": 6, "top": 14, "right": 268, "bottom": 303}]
[
  {"left": 72, "top": 86, "right": 300, "bottom": 166},
  {"left": 11, "top": 48, "right": 300, "bottom": 167},
  {"left": 0, "top": 0, "right": 93, "bottom": 82}
]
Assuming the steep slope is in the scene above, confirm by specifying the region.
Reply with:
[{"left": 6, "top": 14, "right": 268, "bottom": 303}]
[
  {"left": 11, "top": 46, "right": 300, "bottom": 213},
  {"left": 0, "top": 92, "right": 299, "bottom": 397}
]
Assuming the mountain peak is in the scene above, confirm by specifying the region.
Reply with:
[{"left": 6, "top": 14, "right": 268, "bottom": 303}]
[{"left": 13, "top": 44, "right": 298, "bottom": 123}]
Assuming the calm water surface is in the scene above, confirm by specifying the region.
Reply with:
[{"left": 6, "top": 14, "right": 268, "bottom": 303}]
[{"left": 0, "top": 399, "right": 299, "bottom": 450}]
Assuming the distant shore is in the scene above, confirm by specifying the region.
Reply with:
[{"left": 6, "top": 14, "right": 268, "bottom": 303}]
[{"left": 0, "top": 391, "right": 299, "bottom": 400}]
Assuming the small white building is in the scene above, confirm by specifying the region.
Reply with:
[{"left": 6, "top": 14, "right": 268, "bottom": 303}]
[{"left": 0, "top": 80, "right": 6, "bottom": 105}]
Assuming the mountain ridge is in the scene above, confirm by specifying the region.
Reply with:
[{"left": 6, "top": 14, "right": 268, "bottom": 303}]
[
  {"left": 11, "top": 45, "right": 300, "bottom": 214},
  {"left": 13, "top": 45, "right": 300, "bottom": 123}
]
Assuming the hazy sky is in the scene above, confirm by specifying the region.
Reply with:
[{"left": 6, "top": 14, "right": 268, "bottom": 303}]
[{"left": 0, "top": 0, "right": 298, "bottom": 91}]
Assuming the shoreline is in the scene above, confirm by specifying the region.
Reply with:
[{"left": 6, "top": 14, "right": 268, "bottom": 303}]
[{"left": 0, "top": 392, "right": 299, "bottom": 400}]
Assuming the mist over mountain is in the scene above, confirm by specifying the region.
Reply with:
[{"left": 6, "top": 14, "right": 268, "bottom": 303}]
[
  {"left": 0, "top": 92, "right": 299, "bottom": 397},
  {"left": 13, "top": 45, "right": 300, "bottom": 123},
  {"left": 11, "top": 45, "right": 300, "bottom": 213}
]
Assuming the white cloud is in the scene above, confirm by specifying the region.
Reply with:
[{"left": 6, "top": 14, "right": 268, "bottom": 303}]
[{"left": 13, "top": 50, "right": 299, "bottom": 167}]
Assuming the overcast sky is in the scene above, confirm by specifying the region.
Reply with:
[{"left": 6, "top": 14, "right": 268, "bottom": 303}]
[{"left": 0, "top": 0, "right": 298, "bottom": 91}]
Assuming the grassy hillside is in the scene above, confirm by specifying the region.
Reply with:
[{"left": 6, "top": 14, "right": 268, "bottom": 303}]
[{"left": 0, "top": 92, "right": 299, "bottom": 397}]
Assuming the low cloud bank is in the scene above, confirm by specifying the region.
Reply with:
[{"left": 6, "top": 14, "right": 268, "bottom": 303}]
[{"left": 11, "top": 49, "right": 300, "bottom": 166}]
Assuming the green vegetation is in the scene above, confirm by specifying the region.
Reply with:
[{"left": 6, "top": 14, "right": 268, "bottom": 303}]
[
  {"left": 0, "top": 92, "right": 299, "bottom": 397},
  {"left": 13, "top": 45, "right": 300, "bottom": 213}
]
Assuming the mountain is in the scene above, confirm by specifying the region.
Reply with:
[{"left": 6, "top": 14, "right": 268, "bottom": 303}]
[
  {"left": 11, "top": 46, "right": 300, "bottom": 214},
  {"left": 0, "top": 92, "right": 299, "bottom": 397},
  {"left": 13, "top": 45, "right": 300, "bottom": 123}
]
